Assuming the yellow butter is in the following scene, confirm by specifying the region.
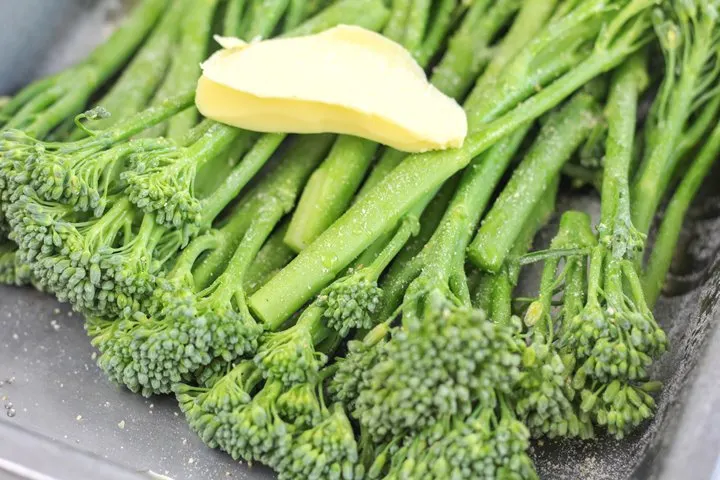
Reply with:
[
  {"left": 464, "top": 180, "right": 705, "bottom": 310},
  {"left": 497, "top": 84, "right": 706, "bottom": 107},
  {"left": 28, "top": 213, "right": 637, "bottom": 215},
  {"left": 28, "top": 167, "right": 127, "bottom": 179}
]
[{"left": 196, "top": 26, "right": 467, "bottom": 153}]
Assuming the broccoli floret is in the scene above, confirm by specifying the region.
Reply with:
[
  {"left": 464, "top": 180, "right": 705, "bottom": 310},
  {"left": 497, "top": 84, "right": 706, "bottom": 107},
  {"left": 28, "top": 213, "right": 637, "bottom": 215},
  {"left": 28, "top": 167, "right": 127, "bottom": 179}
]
[
  {"left": 377, "top": 397, "right": 537, "bottom": 480},
  {"left": 254, "top": 214, "right": 421, "bottom": 387},
  {"left": 90, "top": 227, "right": 264, "bottom": 396},
  {"left": 276, "top": 403, "right": 363, "bottom": 480},
  {"left": 355, "top": 287, "right": 520, "bottom": 442}
]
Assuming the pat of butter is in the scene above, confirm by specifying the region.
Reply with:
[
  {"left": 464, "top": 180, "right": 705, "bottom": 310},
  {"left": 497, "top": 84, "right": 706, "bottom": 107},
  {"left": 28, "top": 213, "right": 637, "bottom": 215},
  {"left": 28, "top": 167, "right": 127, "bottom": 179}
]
[{"left": 196, "top": 26, "right": 467, "bottom": 153}]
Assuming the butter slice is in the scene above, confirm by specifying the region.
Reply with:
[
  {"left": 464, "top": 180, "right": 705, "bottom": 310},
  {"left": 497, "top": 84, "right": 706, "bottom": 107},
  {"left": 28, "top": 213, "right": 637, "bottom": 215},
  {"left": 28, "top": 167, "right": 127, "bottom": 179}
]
[{"left": 196, "top": 26, "right": 467, "bottom": 153}]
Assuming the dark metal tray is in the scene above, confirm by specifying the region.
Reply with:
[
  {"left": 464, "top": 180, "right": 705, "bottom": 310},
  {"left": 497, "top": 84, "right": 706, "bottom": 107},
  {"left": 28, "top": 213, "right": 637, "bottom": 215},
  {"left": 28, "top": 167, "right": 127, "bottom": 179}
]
[{"left": 1, "top": 2, "right": 719, "bottom": 479}]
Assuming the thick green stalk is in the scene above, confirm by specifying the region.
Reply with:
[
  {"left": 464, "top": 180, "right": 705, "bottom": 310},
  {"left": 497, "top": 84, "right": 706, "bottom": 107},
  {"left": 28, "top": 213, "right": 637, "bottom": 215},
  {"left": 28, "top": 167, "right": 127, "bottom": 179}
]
[
  {"left": 70, "top": 0, "right": 185, "bottom": 139},
  {"left": 285, "top": 136, "right": 377, "bottom": 251},
  {"left": 250, "top": 0, "right": 654, "bottom": 324},
  {"left": 469, "top": 93, "right": 600, "bottom": 272},
  {"left": 147, "top": 0, "right": 220, "bottom": 140},
  {"left": 644, "top": 119, "right": 720, "bottom": 306}
]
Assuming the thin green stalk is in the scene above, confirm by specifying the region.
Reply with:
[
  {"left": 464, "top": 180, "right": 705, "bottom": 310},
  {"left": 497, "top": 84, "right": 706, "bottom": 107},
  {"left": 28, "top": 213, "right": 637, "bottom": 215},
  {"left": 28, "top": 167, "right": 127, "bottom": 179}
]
[
  {"left": 644, "top": 119, "right": 720, "bottom": 306},
  {"left": 193, "top": 135, "right": 335, "bottom": 288},
  {"left": 224, "top": 0, "right": 248, "bottom": 37},
  {"left": 69, "top": 0, "right": 185, "bottom": 139},
  {"left": 3, "top": 0, "right": 169, "bottom": 139},
  {"left": 631, "top": 4, "right": 720, "bottom": 235},
  {"left": 147, "top": 0, "right": 221, "bottom": 140},
  {"left": 280, "top": 0, "right": 390, "bottom": 37},
  {"left": 469, "top": 93, "right": 600, "bottom": 272},
  {"left": 431, "top": 0, "right": 518, "bottom": 101},
  {"left": 285, "top": 136, "right": 377, "bottom": 251}
]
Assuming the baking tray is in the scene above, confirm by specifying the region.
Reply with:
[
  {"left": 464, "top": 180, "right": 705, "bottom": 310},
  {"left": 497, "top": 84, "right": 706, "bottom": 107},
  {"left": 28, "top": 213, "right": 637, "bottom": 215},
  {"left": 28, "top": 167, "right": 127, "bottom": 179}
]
[{"left": 1, "top": 2, "right": 719, "bottom": 479}]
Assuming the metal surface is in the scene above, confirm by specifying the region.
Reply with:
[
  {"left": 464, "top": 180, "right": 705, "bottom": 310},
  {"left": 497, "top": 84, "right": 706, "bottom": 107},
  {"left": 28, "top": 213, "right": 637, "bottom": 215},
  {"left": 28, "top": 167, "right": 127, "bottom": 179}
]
[{"left": 0, "top": 2, "right": 719, "bottom": 480}]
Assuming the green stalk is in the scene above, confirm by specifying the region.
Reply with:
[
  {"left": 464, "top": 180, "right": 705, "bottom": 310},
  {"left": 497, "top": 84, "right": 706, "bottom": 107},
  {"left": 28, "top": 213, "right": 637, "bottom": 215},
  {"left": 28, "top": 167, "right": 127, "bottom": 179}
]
[
  {"left": 250, "top": 0, "right": 654, "bottom": 325},
  {"left": 193, "top": 135, "right": 335, "bottom": 288},
  {"left": 357, "top": 0, "right": 559, "bottom": 201},
  {"left": 631, "top": 5, "right": 720, "bottom": 235},
  {"left": 224, "top": 0, "right": 248, "bottom": 37},
  {"left": 383, "top": 0, "right": 412, "bottom": 43},
  {"left": 284, "top": 0, "right": 501, "bottom": 251},
  {"left": 69, "top": 0, "right": 185, "bottom": 139},
  {"left": 413, "top": 0, "right": 458, "bottom": 66},
  {"left": 431, "top": 0, "right": 518, "bottom": 101},
  {"left": 469, "top": 93, "right": 600, "bottom": 273},
  {"left": 283, "top": 0, "right": 309, "bottom": 31},
  {"left": 488, "top": 180, "right": 559, "bottom": 326},
  {"left": 644, "top": 119, "right": 720, "bottom": 306},
  {"left": 146, "top": 0, "right": 221, "bottom": 140},
  {"left": 244, "top": 221, "right": 296, "bottom": 295},
  {"left": 280, "top": 0, "right": 390, "bottom": 37},
  {"left": 284, "top": 137, "right": 377, "bottom": 251},
  {"left": 3, "top": 0, "right": 169, "bottom": 139},
  {"left": 246, "top": 0, "right": 291, "bottom": 39}
]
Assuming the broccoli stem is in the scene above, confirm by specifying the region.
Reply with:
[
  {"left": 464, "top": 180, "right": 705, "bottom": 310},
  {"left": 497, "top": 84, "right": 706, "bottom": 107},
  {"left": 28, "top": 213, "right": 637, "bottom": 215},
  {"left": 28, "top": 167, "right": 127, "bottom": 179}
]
[
  {"left": 284, "top": 137, "right": 377, "bottom": 251},
  {"left": 250, "top": 0, "right": 654, "bottom": 325},
  {"left": 644, "top": 118, "right": 720, "bottom": 306},
  {"left": 284, "top": 0, "right": 511, "bottom": 252},
  {"left": 383, "top": 0, "right": 412, "bottom": 43},
  {"left": 280, "top": 0, "right": 390, "bottom": 37},
  {"left": 223, "top": 0, "right": 248, "bottom": 37},
  {"left": 631, "top": 4, "right": 720, "bottom": 235},
  {"left": 469, "top": 92, "right": 600, "bottom": 272},
  {"left": 487, "top": 180, "right": 559, "bottom": 327},
  {"left": 144, "top": 0, "right": 221, "bottom": 140},
  {"left": 412, "top": 0, "right": 458, "bottom": 67},
  {"left": 431, "top": 0, "right": 519, "bottom": 101},
  {"left": 193, "top": 135, "right": 335, "bottom": 288},
  {"left": 283, "top": 0, "right": 309, "bottom": 31},
  {"left": 244, "top": 221, "right": 296, "bottom": 295},
  {"left": 3, "top": 0, "right": 170, "bottom": 139},
  {"left": 69, "top": 0, "right": 186, "bottom": 140}
]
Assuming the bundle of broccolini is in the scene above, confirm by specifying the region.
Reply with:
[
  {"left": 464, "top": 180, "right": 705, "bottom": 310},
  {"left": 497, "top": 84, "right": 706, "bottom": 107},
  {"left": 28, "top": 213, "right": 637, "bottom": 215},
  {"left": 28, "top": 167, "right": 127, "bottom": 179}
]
[{"left": 0, "top": 0, "right": 718, "bottom": 479}]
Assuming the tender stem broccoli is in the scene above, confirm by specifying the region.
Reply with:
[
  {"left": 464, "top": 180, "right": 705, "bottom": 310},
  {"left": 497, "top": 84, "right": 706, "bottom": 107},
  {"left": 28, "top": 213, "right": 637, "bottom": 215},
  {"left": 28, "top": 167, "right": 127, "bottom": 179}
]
[
  {"left": 67, "top": 0, "right": 186, "bottom": 140},
  {"left": 557, "top": 54, "right": 666, "bottom": 439},
  {"left": 364, "top": 190, "right": 558, "bottom": 480},
  {"left": 254, "top": 210, "right": 420, "bottom": 387},
  {"left": 250, "top": 0, "right": 655, "bottom": 325},
  {"left": 349, "top": 105, "right": 535, "bottom": 444},
  {"left": 88, "top": 134, "right": 334, "bottom": 395},
  {"left": 632, "top": 1, "right": 720, "bottom": 236},
  {"left": 518, "top": 211, "right": 597, "bottom": 440},
  {"left": 141, "top": 0, "right": 220, "bottom": 140},
  {"left": 0, "top": 92, "right": 195, "bottom": 217}
]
